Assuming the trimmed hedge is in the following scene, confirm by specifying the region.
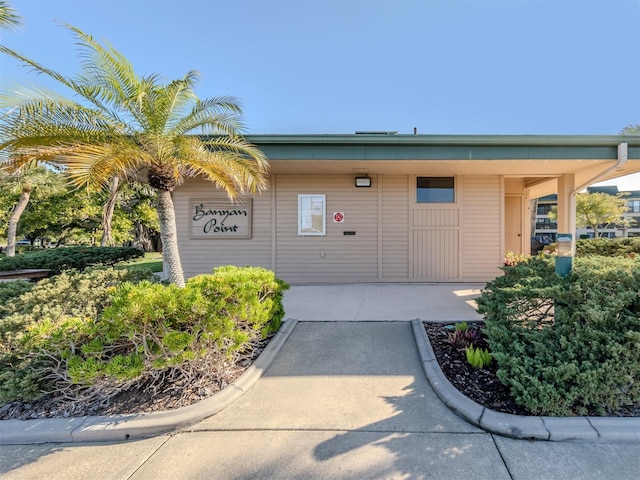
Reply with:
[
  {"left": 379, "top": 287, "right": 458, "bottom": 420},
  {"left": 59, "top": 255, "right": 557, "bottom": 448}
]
[
  {"left": 477, "top": 255, "right": 640, "bottom": 416},
  {"left": 575, "top": 237, "right": 640, "bottom": 257},
  {"left": 0, "top": 246, "right": 144, "bottom": 275}
]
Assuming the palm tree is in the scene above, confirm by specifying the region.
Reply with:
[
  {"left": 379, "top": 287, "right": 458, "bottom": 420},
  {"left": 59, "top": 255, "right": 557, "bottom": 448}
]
[
  {"left": 0, "top": 1, "right": 20, "bottom": 31},
  {"left": 0, "top": 25, "right": 269, "bottom": 286},
  {"left": 1, "top": 165, "right": 64, "bottom": 256}
]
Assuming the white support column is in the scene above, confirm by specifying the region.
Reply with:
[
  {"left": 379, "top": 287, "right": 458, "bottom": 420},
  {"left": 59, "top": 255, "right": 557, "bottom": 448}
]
[{"left": 556, "top": 174, "right": 576, "bottom": 238}]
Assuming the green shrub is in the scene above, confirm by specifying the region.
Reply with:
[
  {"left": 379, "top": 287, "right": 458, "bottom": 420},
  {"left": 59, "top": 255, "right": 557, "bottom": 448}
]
[
  {"left": 477, "top": 255, "right": 640, "bottom": 416},
  {"left": 0, "top": 246, "right": 144, "bottom": 275},
  {"left": 0, "top": 280, "right": 34, "bottom": 309},
  {"left": 0, "top": 265, "right": 288, "bottom": 404},
  {"left": 0, "top": 267, "right": 157, "bottom": 402},
  {"left": 575, "top": 237, "right": 640, "bottom": 257},
  {"left": 96, "top": 266, "right": 289, "bottom": 371}
]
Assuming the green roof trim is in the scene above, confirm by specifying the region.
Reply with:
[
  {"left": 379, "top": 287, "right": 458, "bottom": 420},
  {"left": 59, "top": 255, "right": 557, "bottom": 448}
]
[{"left": 242, "top": 134, "right": 640, "bottom": 161}]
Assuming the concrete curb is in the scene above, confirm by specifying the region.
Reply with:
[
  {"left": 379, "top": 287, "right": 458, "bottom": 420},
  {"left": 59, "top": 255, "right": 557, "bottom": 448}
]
[
  {"left": 0, "top": 319, "right": 299, "bottom": 445},
  {"left": 411, "top": 318, "right": 640, "bottom": 442}
]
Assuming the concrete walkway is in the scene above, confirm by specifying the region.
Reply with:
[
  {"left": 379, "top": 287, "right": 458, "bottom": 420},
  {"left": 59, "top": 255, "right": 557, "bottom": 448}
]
[
  {"left": 282, "top": 283, "right": 484, "bottom": 322},
  {"left": 1, "top": 284, "right": 639, "bottom": 479}
]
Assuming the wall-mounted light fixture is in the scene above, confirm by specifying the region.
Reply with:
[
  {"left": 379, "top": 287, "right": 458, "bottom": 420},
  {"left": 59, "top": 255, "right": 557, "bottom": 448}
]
[{"left": 355, "top": 175, "right": 371, "bottom": 188}]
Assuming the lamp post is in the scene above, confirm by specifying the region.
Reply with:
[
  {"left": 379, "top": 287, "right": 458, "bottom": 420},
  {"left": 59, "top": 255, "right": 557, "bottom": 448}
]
[{"left": 555, "top": 233, "right": 574, "bottom": 277}]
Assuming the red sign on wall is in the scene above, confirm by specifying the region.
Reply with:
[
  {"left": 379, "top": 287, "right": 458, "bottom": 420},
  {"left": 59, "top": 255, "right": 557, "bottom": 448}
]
[{"left": 333, "top": 212, "right": 345, "bottom": 223}]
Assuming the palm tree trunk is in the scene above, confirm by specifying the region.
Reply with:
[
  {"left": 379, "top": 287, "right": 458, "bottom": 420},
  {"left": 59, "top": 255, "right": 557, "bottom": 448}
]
[
  {"left": 100, "top": 176, "right": 120, "bottom": 246},
  {"left": 155, "top": 189, "right": 185, "bottom": 287},
  {"left": 6, "top": 188, "right": 31, "bottom": 257}
]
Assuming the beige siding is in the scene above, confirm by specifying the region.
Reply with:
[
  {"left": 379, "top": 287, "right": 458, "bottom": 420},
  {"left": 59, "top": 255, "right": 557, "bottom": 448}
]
[
  {"left": 175, "top": 174, "right": 504, "bottom": 284},
  {"left": 275, "top": 175, "right": 378, "bottom": 283},
  {"left": 381, "top": 175, "right": 409, "bottom": 280},
  {"left": 174, "top": 179, "right": 273, "bottom": 279},
  {"left": 462, "top": 175, "right": 502, "bottom": 281},
  {"left": 409, "top": 175, "right": 461, "bottom": 281},
  {"left": 413, "top": 229, "right": 459, "bottom": 279}
]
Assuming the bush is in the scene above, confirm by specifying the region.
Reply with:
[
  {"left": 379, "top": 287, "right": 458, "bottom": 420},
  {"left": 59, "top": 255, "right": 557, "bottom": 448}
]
[
  {"left": 575, "top": 237, "right": 640, "bottom": 257},
  {"left": 0, "top": 267, "right": 157, "bottom": 402},
  {"left": 0, "top": 246, "right": 144, "bottom": 275},
  {"left": 477, "top": 255, "right": 640, "bottom": 416},
  {"left": 0, "top": 265, "right": 288, "bottom": 404},
  {"left": 78, "top": 266, "right": 288, "bottom": 379},
  {"left": 0, "top": 280, "right": 34, "bottom": 307}
]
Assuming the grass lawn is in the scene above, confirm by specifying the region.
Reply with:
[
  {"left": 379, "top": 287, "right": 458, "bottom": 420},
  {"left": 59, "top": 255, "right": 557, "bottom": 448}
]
[{"left": 121, "top": 252, "right": 163, "bottom": 273}]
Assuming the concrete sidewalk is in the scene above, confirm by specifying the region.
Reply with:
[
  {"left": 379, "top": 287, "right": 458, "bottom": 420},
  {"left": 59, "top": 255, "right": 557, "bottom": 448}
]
[
  {"left": 1, "top": 285, "right": 639, "bottom": 479},
  {"left": 282, "top": 283, "right": 484, "bottom": 322}
]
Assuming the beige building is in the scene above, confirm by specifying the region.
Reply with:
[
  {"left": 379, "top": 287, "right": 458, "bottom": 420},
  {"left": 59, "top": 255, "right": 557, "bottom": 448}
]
[{"left": 174, "top": 134, "right": 640, "bottom": 284}]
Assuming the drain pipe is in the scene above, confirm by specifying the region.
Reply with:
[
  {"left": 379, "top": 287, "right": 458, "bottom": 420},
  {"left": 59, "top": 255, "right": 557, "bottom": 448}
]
[{"left": 572, "top": 142, "right": 628, "bottom": 194}]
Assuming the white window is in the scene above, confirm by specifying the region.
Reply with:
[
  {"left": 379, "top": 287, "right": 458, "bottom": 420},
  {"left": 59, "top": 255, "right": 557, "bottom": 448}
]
[{"left": 298, "top": 194, "right": 326, "bottom": 236}]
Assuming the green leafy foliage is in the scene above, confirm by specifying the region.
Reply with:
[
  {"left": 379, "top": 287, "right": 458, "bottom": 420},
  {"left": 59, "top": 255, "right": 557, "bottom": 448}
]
[
  {"left": 455, "top": 321, "right": 468, "bottom": 332},
  {"left": 465, "top": 344, "right": 492, "bottom": 369},
  {"left": 0, "top": 267, "right": 156, "bottom": 402},
  {"left": 478, "top": 255, "right": 640, "bottom": 416},
  {"left": 0, "top": 246, "right": 144, "bottom": 274},
  {"left": 0, "top": 280, "right": 33, "bottom": 306},
  {"left": 575, "top": 237, "right": 640, "bottom": 257},
  {"left": 99, "top": 266, "right": 289, "bottom": 370},
  {"left": 0, "top": 265, "right": 288, "bottom": 405}
]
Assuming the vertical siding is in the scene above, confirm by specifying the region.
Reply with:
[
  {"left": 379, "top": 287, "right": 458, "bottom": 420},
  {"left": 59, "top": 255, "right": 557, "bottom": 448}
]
[
  {"left": 410, "top": 174, "right": 460, "bottom": 281},
  {"left": 381, "top": 175, "right": 409, "bottom": 280},
  {"left": 275, "top": 175, "right": 379, "bottom": 283},
  {"left": 174, "top": 178, "right": 273, "bottom": 279},
  {"left": 413, "top": 230, "right": 459, "bottom": 279},
  {"left": 462, "top": 175, "right": 502, "bottom": 281}
]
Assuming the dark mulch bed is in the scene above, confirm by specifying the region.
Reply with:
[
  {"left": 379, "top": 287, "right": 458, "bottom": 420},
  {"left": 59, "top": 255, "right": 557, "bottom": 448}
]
[
  {"left": 424, "top": 322, "right": 531, "bottom": 415},
  {"left": 424, "top": 322, "right": 640, "bottom": 417},
  {"left": 0, "top": 337, "right": 270, "bottom": 421}
]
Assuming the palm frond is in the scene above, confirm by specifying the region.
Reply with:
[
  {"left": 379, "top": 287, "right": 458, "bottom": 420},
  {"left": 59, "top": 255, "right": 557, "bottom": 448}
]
[
  {"left": 171, "top": 97, "right": 245, "bottom": 136},
  {"left": 0, "top": 1, "right": 21, "bottom": 31},
  {"left": 1, "top": 100, "right": 122, "bottom": 150},
  {"left": 0, "top": 45, "right": 74, "bottom": 89},
  {"left": 64, "top": 24, "right": 141, "bottom": 110},
  {"left": 55, "top": 141, "right": 148, "bottom": 189},
  {"left": 202, "top": 135, "right": 269, "bottom": 172},
  {"left": 173, "top": 136, "right": 269, "bottom": 198}
]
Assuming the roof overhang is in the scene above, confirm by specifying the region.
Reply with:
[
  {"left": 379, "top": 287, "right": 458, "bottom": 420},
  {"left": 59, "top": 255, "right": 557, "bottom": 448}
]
[{"left": 243, "top": 134, "right": 640, "bottom": 194}]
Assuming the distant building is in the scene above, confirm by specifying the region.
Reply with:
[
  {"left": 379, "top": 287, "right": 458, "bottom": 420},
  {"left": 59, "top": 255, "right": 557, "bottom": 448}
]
[{"left": 534, "top": 187, "right": 640, "bottom": 241}]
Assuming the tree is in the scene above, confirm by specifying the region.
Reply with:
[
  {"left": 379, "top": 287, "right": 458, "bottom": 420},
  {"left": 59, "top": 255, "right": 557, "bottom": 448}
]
[
  {"left": 621, "top": 124, "right": 640, "bottom": 134},
  {"left": 17, "top": 187, "right": 104, "bottom": 245},
  {"left": 101, "top": 175, "right": 121, "bottom": 246},
  {"left": 0, "top": 1, "right": 20, "bottom": 32},
  {"left": 0, "top": 25, "right": 269, "bottom": 286},
  {"left": 550, "top": 192, "right": 630, "bottom": 238},
  {"left": 0, "top": 165, "right": 65, "bottom": 256}
]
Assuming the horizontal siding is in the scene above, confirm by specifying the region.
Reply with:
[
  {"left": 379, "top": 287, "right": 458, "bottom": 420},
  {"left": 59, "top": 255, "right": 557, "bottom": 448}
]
[
  {"left": 382, "top": 175, "right": 409, "bottom": 279},
  {"left": 462, "top": 176, "right": 502, "bottom": 281},
  {"left": 174, "top": 174, "right": 506, "bottom": 284},
  {"left": 413, "top": 209, "right": 459, "bottom": 227},
  {"left": 174, "top": 179, "right": 272, "bottom": 279},
  {"left": 275, "top": 175, "right": 378, "bottom": 283}
]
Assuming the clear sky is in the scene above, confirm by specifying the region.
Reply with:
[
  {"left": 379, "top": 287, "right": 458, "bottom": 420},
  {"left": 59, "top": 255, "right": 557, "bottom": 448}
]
[{"left": 1, "top": 0, "right": 639, "bottom": 189}]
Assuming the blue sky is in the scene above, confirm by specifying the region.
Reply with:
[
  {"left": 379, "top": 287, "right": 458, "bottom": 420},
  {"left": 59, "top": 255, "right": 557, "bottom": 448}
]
[{"left": 2, "top": 0, "right": 639, "bottom": 189}]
